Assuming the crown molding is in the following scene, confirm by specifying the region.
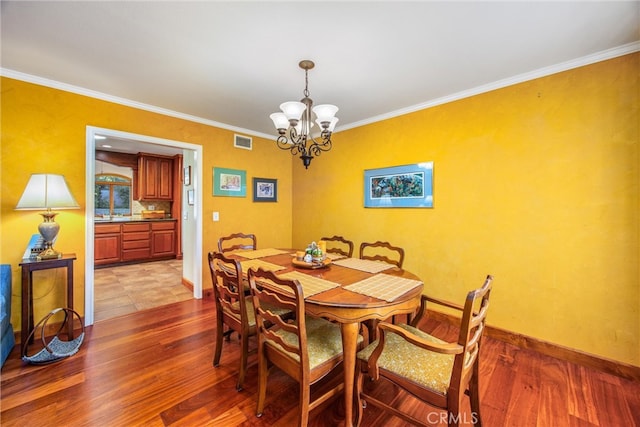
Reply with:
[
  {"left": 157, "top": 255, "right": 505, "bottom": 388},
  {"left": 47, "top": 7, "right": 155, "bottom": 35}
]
[
  {"left": 339, "top": 41, "right": 640, "bottom": 132},
  {"left": 2, "top": 41, "right": 638, "bottom": 136}
]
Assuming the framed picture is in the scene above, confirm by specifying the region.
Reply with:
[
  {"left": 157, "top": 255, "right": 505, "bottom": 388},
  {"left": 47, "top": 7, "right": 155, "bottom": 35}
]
[
  {"left": 183, "top": 166, "right": 191, "bottom": 186},
  {"left": 187, "top": 189, "right": 194, "bottom": 205},
  {"left": 364, "top": 162, "right": 433, "bottom": 208},
  {"left": 253, "top": 177, "right": 277, "bottom": 202},
  {"left": 213, "top": 167, "right": 246, "bottom": 197}
]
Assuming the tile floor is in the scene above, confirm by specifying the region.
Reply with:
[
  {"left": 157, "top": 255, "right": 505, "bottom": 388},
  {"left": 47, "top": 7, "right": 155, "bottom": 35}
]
[{"left": 93, "top": 259, "right": 193, "bottom": 322}]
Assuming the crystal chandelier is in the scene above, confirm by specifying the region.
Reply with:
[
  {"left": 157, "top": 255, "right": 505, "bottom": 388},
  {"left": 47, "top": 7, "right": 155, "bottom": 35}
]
[{"left": 270, "top": 60, "right": 339, "bottom": 169}]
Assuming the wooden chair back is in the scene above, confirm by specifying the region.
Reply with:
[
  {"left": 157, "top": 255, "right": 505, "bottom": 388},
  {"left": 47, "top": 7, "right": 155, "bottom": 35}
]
[
  {"left": 217, "top": 232, "right": 257, "bottom": 253},
  {"left": 248, "top": 267, "right": 347, "bottom": 426},
  {"left": 356, "top": 275, "right": 494, "bottom": 427},
  {"left": 359, "top": 240, "right": 405, "bottom": 268},
  {"left": 321, "top": 235, "right": 354, "bottom": 258},
  {"left": 207, "top": 251, "right": 255, "bottom": 390}
]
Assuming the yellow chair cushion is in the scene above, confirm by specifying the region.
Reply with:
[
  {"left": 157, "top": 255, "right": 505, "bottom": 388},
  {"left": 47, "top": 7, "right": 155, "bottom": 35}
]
[
  {"left": 357, "top": 324, "right": 454, "bottom": 394},
  {"left": 226, "top": 297, "right": 290, "bottom": 328},
  {"left": 269, "top": 316, "right": 357, "bottom": 369}
]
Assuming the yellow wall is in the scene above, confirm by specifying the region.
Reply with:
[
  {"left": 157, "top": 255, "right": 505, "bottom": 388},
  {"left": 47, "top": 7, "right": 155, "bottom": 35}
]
[
  {"left": 1, "top": 77, "right": 293, "bottom": 327},
  {"left": 292, "top": 53, "right": 639, "bottom": 365},
  {"left": 2, "top": 53, "right": 638, "bottom": 366}
]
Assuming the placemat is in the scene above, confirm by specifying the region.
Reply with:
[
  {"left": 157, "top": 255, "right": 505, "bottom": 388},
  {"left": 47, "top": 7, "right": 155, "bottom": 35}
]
[
  {"left": 240, "top": 259, "right": 287, "bottom": 273},
  {"left": 234, "top": 248, "right": 291, "bottom": 259},
  {"left": 332, "top": 257, "right": 395, "bottom": 273},
  {"left": 344, "top": 274, "right": 423, "bottom": 302},
  {"left": 277, "top": 271, "right": 341, "bottom": 298},
  {"left": 324, "top": 252, "right": 347, "bottom": 261}
]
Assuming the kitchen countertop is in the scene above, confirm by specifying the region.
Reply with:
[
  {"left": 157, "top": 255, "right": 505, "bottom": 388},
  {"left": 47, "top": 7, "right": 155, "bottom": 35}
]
[{"left": 94, "top": 217, "right": 177, "bottom": 223}]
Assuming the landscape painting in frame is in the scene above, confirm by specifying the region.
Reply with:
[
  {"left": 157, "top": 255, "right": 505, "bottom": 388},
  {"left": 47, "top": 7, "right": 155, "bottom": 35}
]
[
  {"left": 364, "top": 162, "right": 433, "bottom": 208},
  {"left": 213, "top": 167, "right": 246, "bottom": 197}
]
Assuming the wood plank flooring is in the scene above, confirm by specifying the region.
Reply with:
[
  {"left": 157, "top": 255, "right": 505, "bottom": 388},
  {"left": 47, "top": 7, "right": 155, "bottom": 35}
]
[{"left": 1, "top": 297, "right": 639, "bottom": 426}]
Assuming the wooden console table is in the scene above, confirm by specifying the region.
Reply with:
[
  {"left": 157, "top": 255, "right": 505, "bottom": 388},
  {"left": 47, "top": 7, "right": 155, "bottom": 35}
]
[{"left": 19, "top": 254, "right": 76, "bottom": 346}]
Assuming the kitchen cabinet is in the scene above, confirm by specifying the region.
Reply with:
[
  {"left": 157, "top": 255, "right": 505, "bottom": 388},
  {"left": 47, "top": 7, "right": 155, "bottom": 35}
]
[
  {"left": 95, "top": 224, "right": 122, "bottom": 266},
  {"left": 122, "top": 223, "right": 151, "bottom": 261},
  {"left": 151, "top": 221, "right": 176, "bottom": 258},
  {"left": 94, "top": 220, "right": 177, "bottom": 266},
  {"left": 137, "top": 154, "right": 173, "bottom": 201}
]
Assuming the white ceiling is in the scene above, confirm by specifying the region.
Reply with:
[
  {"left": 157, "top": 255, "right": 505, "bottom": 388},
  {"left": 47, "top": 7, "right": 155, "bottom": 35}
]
[{"left": 2, "top": 1, "right": 639, "bottom": 150}]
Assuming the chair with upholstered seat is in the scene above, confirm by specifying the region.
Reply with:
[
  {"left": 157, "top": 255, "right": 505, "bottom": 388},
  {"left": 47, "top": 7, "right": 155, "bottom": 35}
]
[
  {"left": 248, "top": 267, "right": 360, "bottom": 426},
  {"left": 217, "top": 232, "right": 257, "bottom": 253},
  {"left": 359, "top": 240, "right": 405, "bottom": 268},
  {"left": 321, "top": 235, "right": 354, "bottom": 258},
  {"left": 207, "top": 251, "right": 257, "bottom": 391},
  {"left": 355, "top": 275, "right": 493, "bottom": 427}
]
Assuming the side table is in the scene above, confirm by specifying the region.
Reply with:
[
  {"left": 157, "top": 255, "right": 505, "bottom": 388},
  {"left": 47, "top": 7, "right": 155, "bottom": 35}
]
[{"left": 19, "top": 254, "right": 76, "bottom": 346}]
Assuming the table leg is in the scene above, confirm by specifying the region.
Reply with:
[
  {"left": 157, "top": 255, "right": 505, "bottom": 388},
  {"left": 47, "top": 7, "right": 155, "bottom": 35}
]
[{"left": 341, "top": 321, "right": 359, "bottom": 427}]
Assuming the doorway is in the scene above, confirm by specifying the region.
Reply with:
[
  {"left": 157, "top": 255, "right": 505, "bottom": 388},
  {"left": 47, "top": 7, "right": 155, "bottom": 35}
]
[{"left": 84, "top": 126, "right": 203, "bottom": 326}]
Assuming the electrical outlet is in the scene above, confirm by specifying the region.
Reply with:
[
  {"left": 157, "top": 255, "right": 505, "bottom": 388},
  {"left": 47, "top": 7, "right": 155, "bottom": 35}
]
[{"left": 213, "top": 211, "right": 219, "bottom": 221}]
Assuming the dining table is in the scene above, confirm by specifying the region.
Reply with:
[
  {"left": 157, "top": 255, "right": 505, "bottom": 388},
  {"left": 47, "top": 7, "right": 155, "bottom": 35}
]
[{"left": 227, "top": 247, "right": 424, "bottom": 427}]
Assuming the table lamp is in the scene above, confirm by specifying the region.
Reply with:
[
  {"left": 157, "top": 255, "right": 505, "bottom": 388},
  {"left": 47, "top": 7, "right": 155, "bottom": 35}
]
[{"left": 15, "top": 174, "right": 80, "bottom": 260}]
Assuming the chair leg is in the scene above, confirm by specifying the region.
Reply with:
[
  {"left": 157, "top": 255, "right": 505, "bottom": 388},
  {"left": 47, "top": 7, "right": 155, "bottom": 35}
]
[
  {"left": 213, "top": 318, "right": 224, "bottom": 367},
  {"left": 298, "top": 373, "right": 311, "bottom": 427},
  {"left": 236, "top": 332, "right": 249, "bottom": 391},
  {"left": 255, "top": 343, "right": 268, "bottom": 417},
  {"left": 469, "top": 364, "right": 482, "bottom": 426}
]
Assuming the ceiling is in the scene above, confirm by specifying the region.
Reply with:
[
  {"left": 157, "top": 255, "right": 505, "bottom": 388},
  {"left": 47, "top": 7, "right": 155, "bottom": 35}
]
[{"left": 2, "top": 1, "right": 639, "bottom": 154}]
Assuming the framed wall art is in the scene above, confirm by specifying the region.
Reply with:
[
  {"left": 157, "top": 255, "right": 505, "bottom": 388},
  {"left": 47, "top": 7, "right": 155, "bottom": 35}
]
[
  {"left": 213, "top": 167, "right": 246, "bottom": 197},
  {"left": 364, "top": 162, "right": 433, "bottom": 208},
  {"left": 183, "top": 166, "right": 191, "bottom": 186},
  {"left": 253, "top": 177, "right": 277, "bottom": 202}
]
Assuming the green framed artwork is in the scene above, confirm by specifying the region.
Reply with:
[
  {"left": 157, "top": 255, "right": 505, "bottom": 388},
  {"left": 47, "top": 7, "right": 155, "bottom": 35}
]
[{"left": 213, "top": 167, "right": 246, "bottom": 197}]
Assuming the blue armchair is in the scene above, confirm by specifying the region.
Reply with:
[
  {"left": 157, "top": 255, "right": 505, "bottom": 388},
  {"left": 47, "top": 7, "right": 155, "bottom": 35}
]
[{"left": 1, "top": 264, "right": 15, "bottom": 366}]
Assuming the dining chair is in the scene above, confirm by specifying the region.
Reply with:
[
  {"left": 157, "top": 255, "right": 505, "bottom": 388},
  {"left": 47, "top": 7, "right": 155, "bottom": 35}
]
[
  {"left": 248, "top": 267, "right": 359, "bottom": 426},
  {"left": 354, "top": 275, "right": 494, "bottom": 427},
  {"left": 321, "top": 235, "right": 354, "bottom": 258},
  {"left": 207, "top": 251, "right": 256, "bottom": 391},
  {"left": 217, "top": 232, "right": 257, "bottom": 253},
  {"left": 359, "top": 240, "right": 405, "bottom": 268}
]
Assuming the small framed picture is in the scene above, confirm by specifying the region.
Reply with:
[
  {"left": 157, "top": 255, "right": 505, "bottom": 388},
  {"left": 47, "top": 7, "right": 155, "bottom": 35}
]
[
  {"left": 184, "top": 166, "right": 191, "bottom": 186},
  {"left": 187, "top": 189, "right": 194, "bottom": 205},
  {"left": 213, "top": 167, "right": 246, "bottom": 197},
  {"left": 253, "top": 177, "right": 277, "bottom": 202}
]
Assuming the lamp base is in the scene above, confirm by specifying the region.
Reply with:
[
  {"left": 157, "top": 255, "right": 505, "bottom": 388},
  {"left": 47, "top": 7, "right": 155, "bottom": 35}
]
[{"left": 37, "top": 247, "right": 63, "bottom": 261}]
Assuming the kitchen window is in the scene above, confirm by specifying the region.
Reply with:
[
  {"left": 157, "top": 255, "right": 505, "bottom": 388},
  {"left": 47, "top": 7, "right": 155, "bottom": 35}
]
[{"left": 95, "top": 174, "right": 132, "bottom": 216}]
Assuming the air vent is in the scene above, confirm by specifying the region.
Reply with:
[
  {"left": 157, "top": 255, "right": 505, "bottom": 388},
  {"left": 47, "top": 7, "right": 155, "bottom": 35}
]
[{"left": 234, "top": 134, "right": 252, "bottom": 150}]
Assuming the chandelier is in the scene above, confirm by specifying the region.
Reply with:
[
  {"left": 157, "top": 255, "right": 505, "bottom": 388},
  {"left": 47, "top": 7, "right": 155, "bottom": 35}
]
[{"left": 270, "top": 60, "right": 339, "bottom": 169}]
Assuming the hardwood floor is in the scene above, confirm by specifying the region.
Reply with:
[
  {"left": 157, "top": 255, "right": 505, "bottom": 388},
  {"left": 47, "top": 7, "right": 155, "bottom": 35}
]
[
  {"left": 1, "top": 298, "right": 639, "bottom": 426},
  {"left": 94, "top": 259, "right": 192, "bottom": 322}
]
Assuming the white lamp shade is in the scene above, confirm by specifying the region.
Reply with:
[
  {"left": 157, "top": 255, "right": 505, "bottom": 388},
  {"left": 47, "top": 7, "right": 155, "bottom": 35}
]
[
  {"left": 16, "top": 174, "right": 80, "bottom": 210},
  {"left": 312, "top": 104, "right": 339, "bottom": 123},
  {"left": 279, "top": 101, "right": 306, "bottom": 121},
  {"left": 270, "top": 112, "right": 290, "bottom": 130},
  {"left": 327, "top": 117, "right": 339, "bottom": 132}
]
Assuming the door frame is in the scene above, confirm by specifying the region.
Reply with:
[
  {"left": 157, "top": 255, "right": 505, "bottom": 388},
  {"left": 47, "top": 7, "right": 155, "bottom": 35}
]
[{"left": 85, "top": 126, "right": 204, "bottom": 326}]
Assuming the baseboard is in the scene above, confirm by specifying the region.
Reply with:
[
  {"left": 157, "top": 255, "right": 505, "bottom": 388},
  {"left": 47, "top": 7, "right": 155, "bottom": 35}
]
[
  {"left": 425, "top": 309, "right": 640, "bottom": 383},
  {"left": 181, "top": 277, "right": 194, "bottom": 292}
]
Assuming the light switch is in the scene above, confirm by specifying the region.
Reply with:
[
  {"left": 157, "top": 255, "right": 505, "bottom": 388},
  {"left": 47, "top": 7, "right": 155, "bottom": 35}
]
[{"left": 213, "top": 211, "right": 219, "bottom": 221}]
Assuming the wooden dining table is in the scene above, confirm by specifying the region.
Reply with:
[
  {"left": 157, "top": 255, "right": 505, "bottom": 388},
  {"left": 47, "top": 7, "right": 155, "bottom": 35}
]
[{"left": 228, "top": 248, "right": 424, "bottom": 427}]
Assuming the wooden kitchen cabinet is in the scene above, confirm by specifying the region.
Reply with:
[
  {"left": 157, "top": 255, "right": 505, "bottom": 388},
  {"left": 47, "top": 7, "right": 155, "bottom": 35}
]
[
  {"left": 95, "top": 224, "right": 122, "bottom": 266},
  {"left": 137, "top": 154, "right": 173, "bottom": 200},
  {"left": 151, "top": 221, "right": 176, "bottom": 258},
  {"left": 95, "top": 220, "right": 177, "bottom": 266},
  {"left": 122, "top": 222, "right": 151, "bottom": 261}
]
